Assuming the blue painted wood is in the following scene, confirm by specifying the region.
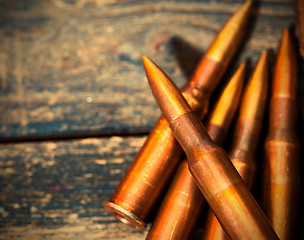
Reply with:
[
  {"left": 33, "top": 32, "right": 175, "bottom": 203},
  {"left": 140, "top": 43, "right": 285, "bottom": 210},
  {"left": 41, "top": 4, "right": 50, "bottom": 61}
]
[
  {"left": 0, "top": 135, "right": 303, "bottom": 239},
  {"left": 0, "top": 137, "right": 150, "bottom": 239},
  {"left": 0, "top": 0, "right": 298, "bottom": 139}
]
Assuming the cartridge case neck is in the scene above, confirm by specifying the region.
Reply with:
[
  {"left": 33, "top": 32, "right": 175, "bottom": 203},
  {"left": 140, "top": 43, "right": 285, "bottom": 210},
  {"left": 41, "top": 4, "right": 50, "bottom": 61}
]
[
  {"left": 170, "top": 111, "right": 217, "bottom": 159},
  {"left": 205, "top": 123, "right": 228, "bottom": 146},
  {"left": 187, "top": 56, "right": 226, "bottom": 97},
  {"left": 269, "top": 97, "right": 298, "bottom": 131},
  {"left": 181, "top": 56, "right": 226, "bottom": 120},
  {"left": 230, "top": 117, "right": 262, "bottom": 154},
  {"left": 182, "top": 85, "right": 209, "bottom": 120}
]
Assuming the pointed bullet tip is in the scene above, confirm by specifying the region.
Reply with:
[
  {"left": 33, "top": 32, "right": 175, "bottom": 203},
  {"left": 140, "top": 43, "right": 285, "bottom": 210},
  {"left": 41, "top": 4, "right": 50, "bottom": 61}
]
[
  {"left": 259, "top": 51, "right": 268, "bottom": 64},
  {"left": 283, "top": 27, "right": 289, "bottom": 36},
  {"left": 209, "top": 63, "right": 245, "bottom": 129},
  {"left": 142, "top": 55, "right": 149, "bottom": 65},
  {"left": 239, "top": 61, "right": 247, "bottom": 71},
  {"left": 233, "top": 62, "right": 247, "bottom": 83},
  {"left": 248, "top": 0, "right": 253, "bottom": 6},
  {"left": 273, "top": 28, "right": 297, "bottom": 99},
  {"left": 142, "top": 56, "right": 155, "bottom": 74},
  {"left": 280, "top": 28, "right": 292, "bottom": 52},
  {"left": 235, "top": 0, "right": 253, "bottom": 19},
  {"left": 240, "top": 52, "right": 269, "bottom": 120},
  {"left": 142, "top": 56, "right": 192, "bottom": 123},
  {"left": 206, "top": 0, "right": 253, "bottom": 65},
  {"left": 243, "top": 0, "right": 253, "bottom": 9}
]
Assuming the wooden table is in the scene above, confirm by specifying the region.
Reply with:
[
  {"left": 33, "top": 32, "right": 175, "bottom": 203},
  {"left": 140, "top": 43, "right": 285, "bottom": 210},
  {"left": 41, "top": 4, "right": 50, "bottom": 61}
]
[{"left": 1, "top": 0, "right": 303, "bottom": 239}]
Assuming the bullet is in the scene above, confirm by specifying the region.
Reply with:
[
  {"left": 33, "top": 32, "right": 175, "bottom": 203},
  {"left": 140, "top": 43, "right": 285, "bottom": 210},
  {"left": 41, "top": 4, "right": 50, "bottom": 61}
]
[
  {"left": 296, "top": 0, "right": 304, "bottom": 58},
  {"left": 146, "top": 63, "right": 246, "bottom": 240},
  {"left": 143, "top": 56, "right": 279, "bottom": 240},
  {"left": 262, "top": 29, "right": 301, "bottom": 240},
  {"left": 104, "top": 0, "right": 253, "bottom": 229},
  {"left": 203, "top": 52, "right": 269, "bottom": 240}
]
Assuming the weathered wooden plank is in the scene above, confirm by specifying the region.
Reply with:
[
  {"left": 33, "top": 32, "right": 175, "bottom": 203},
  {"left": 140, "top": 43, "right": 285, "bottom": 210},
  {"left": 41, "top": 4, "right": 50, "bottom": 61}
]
[
  {"left": 0, "top": 136, "right": 303, "bottom": 239},
  {"left": 0, "top": 0, "right": 298, "bottom": 139},
  {"left": 0, "top": 136, "right": 150, "bottom": 239}
]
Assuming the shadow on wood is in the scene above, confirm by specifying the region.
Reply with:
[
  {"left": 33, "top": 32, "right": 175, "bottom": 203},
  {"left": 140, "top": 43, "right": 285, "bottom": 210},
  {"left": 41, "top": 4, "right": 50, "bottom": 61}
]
[{"left": 169, "top": 36, "right": 204, "bottom": 80}]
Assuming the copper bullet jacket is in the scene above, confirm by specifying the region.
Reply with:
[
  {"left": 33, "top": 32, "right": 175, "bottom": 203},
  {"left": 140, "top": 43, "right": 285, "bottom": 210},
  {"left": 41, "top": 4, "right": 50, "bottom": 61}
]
[
  {"left": 262, "top": 29, "right": 301, "bottom": 240},
  {"left": 182, "top": 56, "right": 224, "bottom": 119},
  {"left": 146, "top": 63, "right": 245, "bottom": 240},
  {"left": 104, "top": 0, "right": 253, "bottom": 229},
  {"left": 104, "top": 58, "right": 222, "bottom": 231},
  {"left": 206, "top": 0, "right": 253, "bottom": 67},
  {"left": 202, "top": 52, "right": 269, "bottom": 240},
  {"left": 172, "top": 110, "right": 277, "bottom": 240},
  {"left": 143, "top": 56, "right": 278, "bottom": 239}
]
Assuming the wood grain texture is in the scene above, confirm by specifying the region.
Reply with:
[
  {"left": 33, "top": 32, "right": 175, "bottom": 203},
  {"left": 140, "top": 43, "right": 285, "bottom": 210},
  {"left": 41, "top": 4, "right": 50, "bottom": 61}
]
[
  {"left": 0, "top": 1, "right": 303, "bottom": 238},
  {"left": 1, "top": 136, "right": 302, "bottom": 239},
  {"left": 0, "top": 0, "right": 299, "bottom": 139},
  {"left": 0, "top": 136, "right": 150, "bottom": 239}
]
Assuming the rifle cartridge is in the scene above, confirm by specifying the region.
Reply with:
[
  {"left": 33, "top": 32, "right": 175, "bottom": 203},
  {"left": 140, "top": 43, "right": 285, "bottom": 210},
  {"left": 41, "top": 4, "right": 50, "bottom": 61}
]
[
  {"left": 104, "top": 0, "right": 253, "bottom": 229},
  {"left": 262, "top": 28, "right": 301, "bottom": 240},
  {"left": 203, "top": 52, "right": 269, "bottom": 240},
  {"left": 146, "top": 63, "right": 246, "bottom": 240},
  {"left": 143, "top": 55, "right": 278, "bottom": 240}
]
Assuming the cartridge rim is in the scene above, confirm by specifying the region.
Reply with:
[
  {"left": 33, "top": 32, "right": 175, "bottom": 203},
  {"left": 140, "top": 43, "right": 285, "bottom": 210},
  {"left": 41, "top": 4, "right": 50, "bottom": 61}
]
[{"left": 103, "top": 202, "right": 146, "bottom": 230}]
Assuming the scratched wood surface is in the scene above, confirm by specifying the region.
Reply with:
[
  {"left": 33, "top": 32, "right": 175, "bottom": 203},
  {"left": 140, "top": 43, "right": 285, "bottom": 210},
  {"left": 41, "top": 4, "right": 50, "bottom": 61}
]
[
  {"left": 0, "top": 137, "right": 149, "bottom": 239},
  {"left": 0, "top": 137, "right": 303, "bottom": 239},
  {"left": 1, "top": 0, "right": 304, "bottom": 239},
  {"left": 0, "top": 0, "right": 299, "bottom": 139}
]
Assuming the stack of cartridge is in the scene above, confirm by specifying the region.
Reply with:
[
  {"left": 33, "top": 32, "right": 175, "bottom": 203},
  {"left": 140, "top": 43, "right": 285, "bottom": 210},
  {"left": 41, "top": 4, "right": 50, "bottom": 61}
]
[{"left": 104, "top": 1, "right": 302, "bottom": 239}]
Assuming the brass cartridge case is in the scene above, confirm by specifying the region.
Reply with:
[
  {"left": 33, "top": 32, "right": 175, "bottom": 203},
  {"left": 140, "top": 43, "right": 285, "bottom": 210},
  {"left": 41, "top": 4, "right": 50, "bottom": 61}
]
[
  {"left": 104, "top": 0, "right": 253, "bottom": 229},
  {"left": 203, "top": 52, "right": 269, "bottom": 240},
  {"left": 143, "top": 55, "right": 278, "bottom": 240},
  {"left": 262, "top": 28, "right": 301, "bottom": 240},
  {"left": 145, "top": 159, "right": 204, "bottom": 239},
  {"left": 146, "top": 63, "right": 246, "bottom": 240}
]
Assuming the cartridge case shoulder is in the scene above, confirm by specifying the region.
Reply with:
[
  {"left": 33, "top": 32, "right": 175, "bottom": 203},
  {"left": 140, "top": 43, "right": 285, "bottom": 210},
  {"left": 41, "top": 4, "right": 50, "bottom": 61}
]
[
  {"left": 188, "top": 56, "right": 226, "bottom": 95},
  {"left": 170, "top": 111, "right": 216, "bottom": 156}
]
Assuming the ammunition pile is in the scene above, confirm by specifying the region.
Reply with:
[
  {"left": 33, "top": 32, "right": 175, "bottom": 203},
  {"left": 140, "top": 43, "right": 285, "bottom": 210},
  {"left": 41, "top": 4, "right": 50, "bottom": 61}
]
[{"left": 105, "top": 1, "right": 302, "bottom": 239}]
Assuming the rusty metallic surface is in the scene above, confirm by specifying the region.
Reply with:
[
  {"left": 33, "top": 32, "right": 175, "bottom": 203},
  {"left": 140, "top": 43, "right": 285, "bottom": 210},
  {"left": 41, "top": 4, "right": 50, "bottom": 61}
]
[
  {"left": 146, "top": 63, "right": 245, "bottom": 240},
  {"left": 296, "top": 0, "right": 304, "bottom": 58},
  {"left": 104, "top": 0, "right": 253, "bottom": 229},
  {"left": 262, "top": 28, "right": 301, "bottom": 240},
  {"left": 202, "top": 52, "right": 269, "bottom": 240},
  {"left": 144, "top": 56, "right": 279, "bottom": 240}
]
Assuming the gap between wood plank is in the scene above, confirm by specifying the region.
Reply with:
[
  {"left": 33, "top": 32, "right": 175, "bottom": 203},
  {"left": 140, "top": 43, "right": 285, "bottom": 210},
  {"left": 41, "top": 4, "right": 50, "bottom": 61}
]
[{"left": 0, "top": 130, "right": 149, "bottom": 144}]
